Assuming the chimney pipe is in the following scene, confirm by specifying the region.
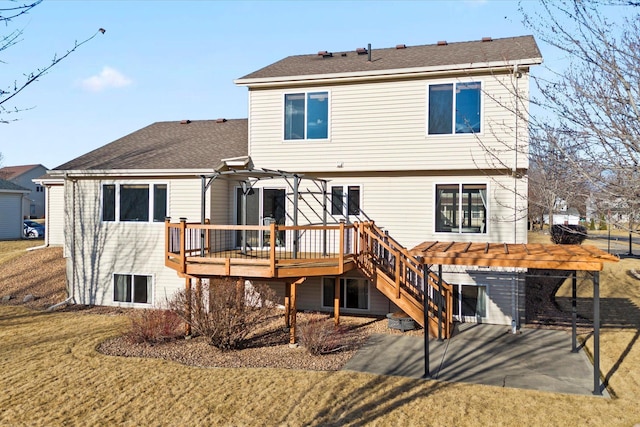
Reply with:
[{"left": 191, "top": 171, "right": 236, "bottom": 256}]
[{"left": 367, "top": 43, "right": 371, "bottom": 62}]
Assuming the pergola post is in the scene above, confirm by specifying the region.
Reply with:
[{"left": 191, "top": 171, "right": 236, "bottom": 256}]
[
  {"left": 241, "top": 181, "right": 248, "bottom": 254},
  {"left": 593, "top": 271, "right": 601, "bottom": 396},
  {"left": 200, "top": 175, "right": 206, "bottom": 257},
  {"left": 293, "top": 176, "right": 299, "bottom": 259},
  {"left": 571, "top": 270, "right": 578, "bottom": 353}
]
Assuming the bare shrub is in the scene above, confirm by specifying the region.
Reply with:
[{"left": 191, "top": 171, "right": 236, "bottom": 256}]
[
  {"left": 169, "top": 278, "right": 278, "bottom": 350},
  {"left": 125, "top": 309, "right": 182, "bottom": 344},
  {"left": 298, "top": 313, "right": 347, "bottom": 355},
  {"left": 550, "top": 224, "right": 588, "bottom": 245}
]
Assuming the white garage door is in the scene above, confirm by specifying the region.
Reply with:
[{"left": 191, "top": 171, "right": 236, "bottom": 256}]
[{"left": 0, "top": 193, "right": 23, "bottom": 239}]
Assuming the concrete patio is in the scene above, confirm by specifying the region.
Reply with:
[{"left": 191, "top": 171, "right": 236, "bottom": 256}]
[{"left": 343, "top": 323, "right": 607, "bottom": 397}]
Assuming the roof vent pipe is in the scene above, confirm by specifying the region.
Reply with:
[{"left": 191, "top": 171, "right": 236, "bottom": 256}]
[{"left": 367, "top": 43, "right": 371, "bottom": 62}]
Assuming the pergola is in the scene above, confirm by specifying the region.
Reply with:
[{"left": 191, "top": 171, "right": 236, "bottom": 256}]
[{"left": 409, "top": 241, "right": 619, "bottom": 396}]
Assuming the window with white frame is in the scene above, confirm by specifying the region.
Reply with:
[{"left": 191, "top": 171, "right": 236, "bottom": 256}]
[
  {"left": 330, "top": 185, "right": 360, "bottom": 216},
  {"left": 435, "top": 184, "right": 487, "bottom": 233},
  {"left": 428, "top": 81, "right": 481, "bottom": 135},
  {"left": 102, "top": 183, "right": 167, "bottom": 222},
  {"left": 113, "top": 273, "right": 152, "bottom": 304},
  {"left": 322, "top": 277, "right": 369, "bottom": 310},
  {"left": 284, "top": 91, "right": 329, "bottom": 140}
]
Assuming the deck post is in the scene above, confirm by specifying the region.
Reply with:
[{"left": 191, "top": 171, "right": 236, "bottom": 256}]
[
  {"left": 290, "top": 280, "right": 298, "bottom": 345},
  {"left": 269, "top": 222, "right": 276, "bottom": 276},
  {"left": 179, "top": 217, "right": 187, "bottom": 274},
  {"left": 164, "top": 217, "right": 171, "bottom": 262},
  {"left": 593, "top": 271, "right": 602, "bottom": 396},
  {"left": 334, "top": 277, "right": 340, "bottom": 326},
  {"left": 185, "top": 276, "right": 192, "bottom": 336},
  {"left": 195, "top": 278, "right": 203, "bottom": 320},
  {"left": 437, "top": 264, "right": 443, "bottom": 342},
  {"left": 284, "top": 282, "right": 291, "bottom": 329},
  {"left": 423, "top": 263, "right": 430, "bottom": 378},
  {"left": 571, "top": 270, "right": 578, "bottom": 353}
]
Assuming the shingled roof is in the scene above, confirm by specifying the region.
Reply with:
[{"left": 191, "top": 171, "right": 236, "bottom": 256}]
[
  {"left": 0, "top": 178, "right": 30, "bottom": 192},
  {"left": 0, "top": 164, "right": 45, "bottom": 180},
  {"left": 54, "top": 119, "right": 248, "bottom": 171},
  {"left": 238, "top": 35, "right": 541, "bottom": 81}
]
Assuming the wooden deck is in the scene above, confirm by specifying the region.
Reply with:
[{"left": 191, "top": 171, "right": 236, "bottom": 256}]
[{"left": 165, "top": 219, "right": 360, "bottom": 278}]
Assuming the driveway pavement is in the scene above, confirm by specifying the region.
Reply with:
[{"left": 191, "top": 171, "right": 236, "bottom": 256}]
[{"left": 343, "top": 323, "right": 607, "bottom": 397}]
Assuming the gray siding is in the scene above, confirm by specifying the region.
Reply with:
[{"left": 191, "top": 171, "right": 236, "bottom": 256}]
[{"left": 0, "top": 193, "right": 24, "bottom": 239}]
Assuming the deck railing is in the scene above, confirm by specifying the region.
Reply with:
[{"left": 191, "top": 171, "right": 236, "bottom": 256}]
[{"left": 165, "top": 218, "right": 357, "bottom": 274}]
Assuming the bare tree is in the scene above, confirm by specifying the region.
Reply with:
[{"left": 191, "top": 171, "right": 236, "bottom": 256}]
[
  {"left": 521, "top": 0, "right": 640, "bottom": 244},
  {"left": 1, "top": 1, "right": 104, "bottom": 124}
]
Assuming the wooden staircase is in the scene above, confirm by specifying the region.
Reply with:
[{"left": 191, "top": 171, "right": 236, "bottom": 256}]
[{"left": 355, "top": 222, "right": 453, "bottom": 339}]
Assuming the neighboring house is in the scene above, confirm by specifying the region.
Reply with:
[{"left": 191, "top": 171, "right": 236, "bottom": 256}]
[
  {"left": 0, "top": 179, "right": 31, "bottom": 240},
  {"left": 48, "top": 36, "right": 542, "bottom": 330},
  {"left": 0, "top": 164, "right": 48, "bottom": 218},
  {"left": 543, "top": 207, "right": 580, "bottom": 226}
]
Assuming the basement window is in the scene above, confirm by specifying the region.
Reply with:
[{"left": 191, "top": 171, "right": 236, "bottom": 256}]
[{"left": 113, "top": 273, "right": 152, "bottom": 304}]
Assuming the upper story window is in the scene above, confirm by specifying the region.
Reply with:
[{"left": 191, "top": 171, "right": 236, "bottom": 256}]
[
  {"left": 102, "top": 183, "right": 167, "bottom": 223},
  {"left": 435, "top": 183, "right": 487, "bottom": 234},
  {"left": 428, "top": 82, "right": 481, "bottom": 135},
  {"left": 331, "top": 185, "right": 361, "bottom": 216},
  {"left": 284, "top": 91, "right": 329, "bottom": 140}
]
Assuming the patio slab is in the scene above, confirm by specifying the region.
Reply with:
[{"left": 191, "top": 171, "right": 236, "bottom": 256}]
[{"left": 342, "top": 323, "right": 607, "bottom": 397}]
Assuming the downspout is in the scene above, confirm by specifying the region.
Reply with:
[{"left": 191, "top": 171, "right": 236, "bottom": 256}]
[{"left": 70, "top": 176, "right": 77, "bottom": 304}]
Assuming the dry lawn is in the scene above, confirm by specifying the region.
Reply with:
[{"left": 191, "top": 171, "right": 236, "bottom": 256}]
[
  {"left": 0, "top": 239, "right": 45, "bottom": 264},
  {"left": 0, "top": 241, "right": 640, "bottom": 425}
]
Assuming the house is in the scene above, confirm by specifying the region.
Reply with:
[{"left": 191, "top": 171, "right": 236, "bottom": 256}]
[
  {"left": 0, "top": 179, "right": 31, "bottom": 240},
  {"left": 47, "top": 36, "right": 543, "bottom": 334},
  {"left": 0, "top": 164, "right": 48, "bottom": 218}
]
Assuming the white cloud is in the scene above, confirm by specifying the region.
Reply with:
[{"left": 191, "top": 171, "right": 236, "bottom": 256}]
[{"left": 81, "top": 66, "right": 132, "bottom": 92}]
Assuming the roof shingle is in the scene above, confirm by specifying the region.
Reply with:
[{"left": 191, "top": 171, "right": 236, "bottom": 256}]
[
  {"left": 54, "top": 119, "right": 248, "bottom": 171},
  {"left": 238, "top": 36, "right": 541, "bottom": 81}
]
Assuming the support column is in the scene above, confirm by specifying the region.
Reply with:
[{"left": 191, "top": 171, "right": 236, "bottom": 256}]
[
  {"left": 200, "top": 175, "right": 206, "bottom": 257},
  {"left": 423, "top": 264, "right": 431, "bottom": 379},
  {"left": 293, "top": 176, "right": 299, "bottom": 259},
  {"left": 290, "top": 280, "right": 298, "bottom": 345},
  {"left": 571, "top": 271, "right": 578, "bottom": 353},
  {"left": 185, "top": 276, "right": 192, "bottom": 336},
  {"left": 284, "top": 282, "right": 291, "bottom": 329},
  {"left": 334, "top": 277, "right": 340, "bottom": 326},
  {"left": 593, "top": 271, "right": 602, "bottom": 396}
]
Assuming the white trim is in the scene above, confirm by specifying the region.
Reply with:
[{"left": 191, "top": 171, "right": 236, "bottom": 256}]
[
  {"left": 48, "top": 169, "right": 218, "bottom": 178},
  {"left": 235, "top": 58, "right": 542, "bottom": 87}
]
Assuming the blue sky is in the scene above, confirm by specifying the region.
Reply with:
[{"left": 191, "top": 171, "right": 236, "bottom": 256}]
[{"left": 0, "top": 0, "right": 615, "bottom": 168}]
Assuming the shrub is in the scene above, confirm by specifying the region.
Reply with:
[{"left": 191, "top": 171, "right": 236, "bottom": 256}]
[
  {"left": 169, "top": 278, "right": 278, "bottom": 350},
  {"left": 550, "top": 224, "right": 588, "bottom": 245},
  {"left": 589, "top": 218, "right": 596, "bottom": 230},
  {"left": 298, "top": 313, "right": 346, "bottom": 355},
  {"left": 125, "top": 309, "right": 182, "bottom": 344},
  {"left": 599, "top": 215, "right": 608, "bottom": 230}
]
